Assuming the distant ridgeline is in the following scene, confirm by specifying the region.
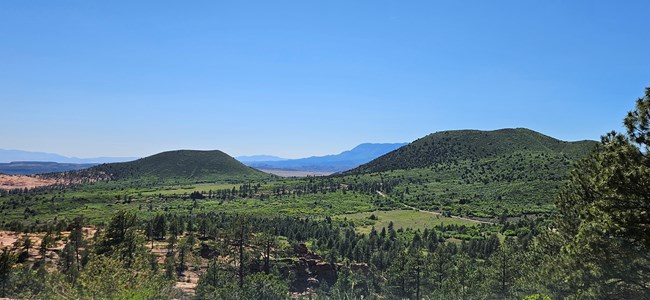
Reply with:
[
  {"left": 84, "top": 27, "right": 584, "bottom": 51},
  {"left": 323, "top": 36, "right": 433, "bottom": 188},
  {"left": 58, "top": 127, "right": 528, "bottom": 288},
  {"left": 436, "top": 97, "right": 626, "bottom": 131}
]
[
  {"left": 343, "top": 128, "right": 598, "bottom": 217},
  {"left": 242, "top": 143, "right": 407, "bottom": 172},
  {"left": 0, "top": 161, "right": 98, "bottom": 175},
  {"left": 43, "top": 150, "right": 272, "bottom": 185}
]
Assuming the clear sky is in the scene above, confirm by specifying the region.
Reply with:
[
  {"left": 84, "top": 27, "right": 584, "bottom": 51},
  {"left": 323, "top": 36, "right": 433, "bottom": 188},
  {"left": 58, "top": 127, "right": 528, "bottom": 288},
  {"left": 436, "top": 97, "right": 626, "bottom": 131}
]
[{"left": 1, "top": 1, "right": 648, "bottom": 158}]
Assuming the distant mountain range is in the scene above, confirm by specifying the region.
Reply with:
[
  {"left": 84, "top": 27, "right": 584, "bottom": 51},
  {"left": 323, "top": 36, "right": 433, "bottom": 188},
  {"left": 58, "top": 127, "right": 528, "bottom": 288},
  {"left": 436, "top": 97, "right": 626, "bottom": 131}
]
[
  {"left": 0, "top": 161, "right": 99, "bottom": 175},
  {"left": 239, "top": 143, "right": 407, "bottom": 172},
  {"left": 0, "top": 149, "right": 137, "bottom": 164},
  {"left": 0, "top": 144, "right": 408, "bottom": 175},
  {"left": 236, "top": 155, "right": 287, "bottom": 162}
]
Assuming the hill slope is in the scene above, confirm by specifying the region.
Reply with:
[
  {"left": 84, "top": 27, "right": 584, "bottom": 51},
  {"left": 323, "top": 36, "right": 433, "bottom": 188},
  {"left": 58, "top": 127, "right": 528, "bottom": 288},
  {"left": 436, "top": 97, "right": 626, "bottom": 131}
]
[
  {"left": 244, "top": 143, "right": 407, "bottom": 172},
  {"left": 88, "top": 150, "right": 270, "bottom": 183},
  {"left": 351, "top": 128, "right": 596, "bottom": 173},
  {"left": 341, "top": 128, "right": 598, "bottom": 218}
]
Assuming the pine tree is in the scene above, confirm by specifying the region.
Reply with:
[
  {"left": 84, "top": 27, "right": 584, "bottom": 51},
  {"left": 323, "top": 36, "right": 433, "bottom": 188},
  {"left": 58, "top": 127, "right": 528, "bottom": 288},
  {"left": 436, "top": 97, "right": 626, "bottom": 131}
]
[
  {"left": 553, "top": 88, "right": 650, "bottom": 298},
  {"left": 68, "top": 217, "right": 84, "bottom": 271},
  {"left": 59, "top": 242, "right": 80, "bottom": 285},
  {"left": 154, "top": 214, "right": 167, "bottom": 240},
  {"left": 39, "top": 231, "right": 53, "bottom": 258},
  {"left": 430, "top": 243, "right": 452, "bottom": 290},
  {"left": 0, "top": 249, "right": 15, "bottom": 297},
  {"left": 484, "top": 240, "right": 521, "bottom": 299}
]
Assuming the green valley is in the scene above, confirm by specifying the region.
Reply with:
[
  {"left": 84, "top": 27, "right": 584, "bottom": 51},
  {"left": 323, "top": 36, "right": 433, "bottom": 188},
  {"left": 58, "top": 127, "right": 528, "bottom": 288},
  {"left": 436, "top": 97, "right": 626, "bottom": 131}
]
[{"left": 1, "top": 94, "right": 649, "bottom": 299}]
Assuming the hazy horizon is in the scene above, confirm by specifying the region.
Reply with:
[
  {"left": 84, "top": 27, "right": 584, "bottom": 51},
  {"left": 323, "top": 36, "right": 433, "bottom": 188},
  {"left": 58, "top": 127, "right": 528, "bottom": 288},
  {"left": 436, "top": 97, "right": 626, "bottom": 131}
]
[
  {"left": 0, "top": 127, "right": 597, "bottom": 160},
  {"left": 1, "top": 141, "right": 409, "bottom": 161},
  {"left": 2, "top": 1, "right": 648, "bottom": 158}
]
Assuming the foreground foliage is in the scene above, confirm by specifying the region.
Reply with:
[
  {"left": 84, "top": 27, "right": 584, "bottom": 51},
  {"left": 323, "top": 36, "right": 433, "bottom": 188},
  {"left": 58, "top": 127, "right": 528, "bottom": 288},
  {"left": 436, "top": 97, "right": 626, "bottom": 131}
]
[{"left": 543, "top": 88, "right": 650, "bottom": 299}]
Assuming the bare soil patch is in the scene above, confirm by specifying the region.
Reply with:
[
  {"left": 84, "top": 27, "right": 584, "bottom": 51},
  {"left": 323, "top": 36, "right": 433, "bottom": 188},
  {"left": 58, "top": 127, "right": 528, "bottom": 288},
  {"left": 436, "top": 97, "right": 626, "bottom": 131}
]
[
  {"left": 0, "top": 174, "right": 58, "bottom": 190},
  {"left": 0, "top": 228, "right": 96, "bottom": 256}
]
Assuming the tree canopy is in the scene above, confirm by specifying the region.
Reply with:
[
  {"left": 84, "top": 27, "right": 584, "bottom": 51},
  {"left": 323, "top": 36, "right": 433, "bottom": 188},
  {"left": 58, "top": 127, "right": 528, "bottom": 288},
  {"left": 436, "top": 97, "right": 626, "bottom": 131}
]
[{"left": 554, "top": 87, "right": 650, "bottom": 298}]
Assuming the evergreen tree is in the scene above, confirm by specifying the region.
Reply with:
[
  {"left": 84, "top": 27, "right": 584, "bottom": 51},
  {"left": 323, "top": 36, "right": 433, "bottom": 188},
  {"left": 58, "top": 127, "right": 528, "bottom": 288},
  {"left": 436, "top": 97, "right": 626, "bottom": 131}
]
[
  {"left": 95, "top": 210, "right": 141, "bottom": 268},
  {"left": 68, "top": 217, "right": 84, "bottom": 270},
  {"left": 195, "top": 259, "right": 238, "bottom": 300},
  {"left": 386, "top": 247, "right": 409, "bottom": 298},
  {"left": 164, "top": 255, "right": 176, "bottom": 281},
  {"left": 176, "top": 238, "right": 188, "bottom": 276},
  {"left": 96, "top": 210, "right": 138, "bottom": 257},
  {"left": 39, "top": 231, "right": 53, "bottom": 258},
  {"left": 77, "top": 255, "right": 173, "bottom": 299},
  {"left": 0, "top": 249, "right": 14, "bottom": 297},
  {"left": 59, "top": 242, "right": 80, "bottom": 285},
  {"left": 17, "top": 235, "right": 31, "bottom": 263},
  {"left": 242, "top": 272, "right": 289, "bottom": 300},
  {"left": 430, "top": 243, "right": 452, "bottom": 291},
  {"left": 145, "top": 219, "right": 155, "bottom": 250},
  {"left": 153, "top": 214, "right": 167, "bottom": 240},
  {"left": 257, "top": 231, "right": 277, "bottom": 274},
  {"left": 553, "top": 88, "right": 650, "bottom": 298},
  {"left": 449, "top": 252, "right": 479, "bottom": 300},
  {"left": 484, "top": 239, "right": 521, "bottom": 299}
]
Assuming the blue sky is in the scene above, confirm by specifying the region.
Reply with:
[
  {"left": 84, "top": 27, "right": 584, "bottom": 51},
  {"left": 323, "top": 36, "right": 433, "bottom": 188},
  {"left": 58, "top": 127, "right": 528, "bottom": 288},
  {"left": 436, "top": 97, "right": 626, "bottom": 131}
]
[{"left": 1, "top": 1, "right": 648, "bottom": 158}]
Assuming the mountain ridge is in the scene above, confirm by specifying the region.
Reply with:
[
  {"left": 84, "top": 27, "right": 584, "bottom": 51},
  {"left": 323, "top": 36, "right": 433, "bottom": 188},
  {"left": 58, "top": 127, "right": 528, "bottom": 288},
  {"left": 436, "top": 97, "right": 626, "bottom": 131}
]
[
  {"left": 236, "top": 155, "right": 287, "bottom": 162},
  {"left": 242, "top": 143, "right": 407, "bottom": 172},
  {"left": 0, "top": 161, "right": 99, "bottom": 175},
  {"left": 0, "top": 149, "right": 137, "bottom": 164}
]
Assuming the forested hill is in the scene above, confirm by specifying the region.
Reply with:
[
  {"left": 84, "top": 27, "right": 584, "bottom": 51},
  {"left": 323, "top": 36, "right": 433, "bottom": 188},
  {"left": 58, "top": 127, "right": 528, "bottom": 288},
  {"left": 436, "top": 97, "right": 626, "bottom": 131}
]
[
  {"left": 87, "top": 150, "right": 270, "bottom": 182},
  {"left": 350, "top": 128, "right": 597, "bottom": 174}
]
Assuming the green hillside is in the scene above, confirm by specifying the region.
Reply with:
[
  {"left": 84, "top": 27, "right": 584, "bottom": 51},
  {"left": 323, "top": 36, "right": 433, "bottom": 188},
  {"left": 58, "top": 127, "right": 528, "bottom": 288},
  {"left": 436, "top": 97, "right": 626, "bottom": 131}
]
[
  {"left": 341, "top": 128, "right": 598, "bottom": 218},
  {"left": 350, "top": 128, "right": 596, "bottom": 173},
  {"left": 90, "top": 150, "right": 270, "bottom": 183}
]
